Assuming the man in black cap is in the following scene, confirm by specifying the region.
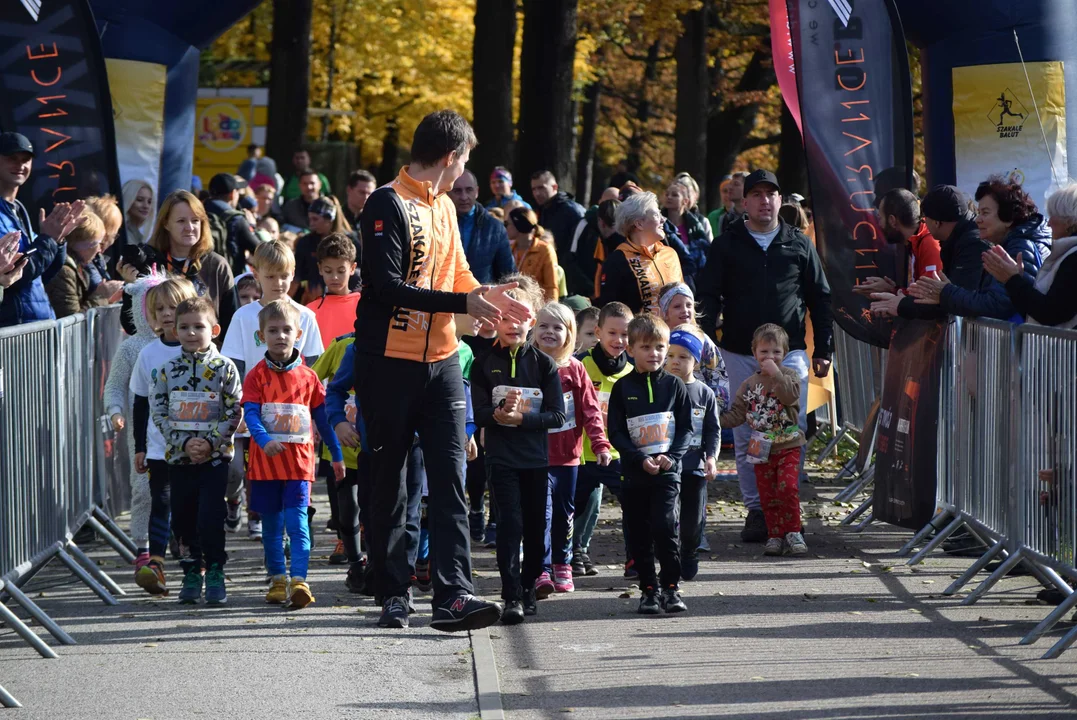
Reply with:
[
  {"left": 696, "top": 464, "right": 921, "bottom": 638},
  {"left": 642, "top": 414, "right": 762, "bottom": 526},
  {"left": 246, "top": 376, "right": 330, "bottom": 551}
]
[
  {"left": 206, "top": 173, "right": 260, "bottom": 275},
  {"left": 869, "top": 184, "right": 989, "bottom": 319},
  {"left": 0, "top": 132, "right": 85, "bottom": 327},
  {"left": 281, "top": 169, "right": 324, "bottom": 231},
  {"left": 697, "top": 169, "right": 833, "bottom": 543}
]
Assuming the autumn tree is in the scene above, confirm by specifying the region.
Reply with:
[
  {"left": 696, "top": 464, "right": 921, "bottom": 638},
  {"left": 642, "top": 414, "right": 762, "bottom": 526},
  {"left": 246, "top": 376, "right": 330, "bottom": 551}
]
[
  {"left": 675, "top": 0, "right": 710, "bottom": 194},
  {"left": 470, "top": 0, "right": 517, "bottom": 196},
  {"left": 266, "top": 0, "right": 312, "bottom": 164}
]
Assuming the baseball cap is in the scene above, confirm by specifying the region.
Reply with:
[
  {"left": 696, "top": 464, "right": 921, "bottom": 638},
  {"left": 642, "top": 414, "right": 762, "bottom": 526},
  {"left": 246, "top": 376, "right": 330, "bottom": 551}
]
[
  {"left": 921, "top": 185, "right": 972, "bottom": 223},
  {"left": 209, "top": 173, "right": 247, "bottom": 196},
  {"left": 309, "top": 197, "right": 337, "bottom": 220},
  {"left": 0, "top": 132, "right": 34, "bottom": 157},
  {"left": 743, "top": 169, "right": 781, "bottom": 195}
]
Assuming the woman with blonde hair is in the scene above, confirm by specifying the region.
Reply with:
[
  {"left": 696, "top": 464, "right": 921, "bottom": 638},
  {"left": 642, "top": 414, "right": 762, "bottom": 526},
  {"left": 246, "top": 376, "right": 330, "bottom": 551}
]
[
  {"left": 507, "top": 207, "right": 559, "bottom": 302},
  {"left": 122, "top": 179, "right": 155, "bottom": 245},
  {"left": 144, "top": 190, "right": 236, "bottom": 331}
]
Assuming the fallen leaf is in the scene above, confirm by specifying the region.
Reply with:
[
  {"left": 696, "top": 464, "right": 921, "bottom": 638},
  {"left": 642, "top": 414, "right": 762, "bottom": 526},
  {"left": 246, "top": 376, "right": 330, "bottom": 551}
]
[
  {"left": 143, "top": 643, "right": 158, "bottom": 648},
  {"left": 750, "top": 676, "right": 765, "bottom": 681}
]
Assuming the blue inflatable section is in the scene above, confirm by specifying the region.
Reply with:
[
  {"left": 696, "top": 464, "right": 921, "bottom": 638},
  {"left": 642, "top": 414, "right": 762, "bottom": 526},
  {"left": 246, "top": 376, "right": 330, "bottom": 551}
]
[
  {"left": 89, "top": 1, "right": 260, "bottom": 200},
  {"left": 896, "top": 0, "right": 1077, "bottom": 189}
]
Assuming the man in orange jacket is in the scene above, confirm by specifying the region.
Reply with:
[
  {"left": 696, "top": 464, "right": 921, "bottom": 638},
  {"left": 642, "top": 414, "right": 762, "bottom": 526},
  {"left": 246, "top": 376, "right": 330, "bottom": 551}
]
[{"left": 354, "top": 110, "right": 530, "bottom": 631}]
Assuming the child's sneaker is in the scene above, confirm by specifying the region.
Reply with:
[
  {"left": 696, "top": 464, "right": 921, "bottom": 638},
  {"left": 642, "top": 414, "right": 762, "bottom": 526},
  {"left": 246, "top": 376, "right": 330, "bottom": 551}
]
[
  {"left": 523, "top": 587, "right": 538, "bottom": 616},
  {"left": 135, "top": 558, "right": 167, "bottom": 595},
  {"left": 225, "top": 501, "right": 242, "bottom": 532},
  {"left": 469, "top": 511, "right": 485, "bottom": 543},
  {"left": 248, "top": 518, "right": 262, "bottom": 541},
  {"left": 571, "top": 552, "right": 586, "bottom": 578},
  {"left": 414, "top": 559, "right": 432, "bottom": 592},
  {"left": 177, "top": 566, "right": 203, "bottom": 604},
  {"left": 329, "top": 539, "right": 348, "bottom": 565},
  {"left": 552, "top": 563, "right": 574, "bottom": 593},
  {"left": 534, "top": 571, "right": 555, "bottom": 599},
  {"left": 660, "top": 585, "right": 687, "bottom": 613},
  {"left": 204, "top": 563, "right": 227, "bottom": 605},
  {"left": 637, "top": 587, "right": 661, "bottom": 615},
  {"left": 483, "top": 523, "right": 497, "bottom": 548},
  {"left": 763, "top": 537, "right": 785, "bottom": 556},
  {"left": 266, "top": 574, "right": 289, "bottom": 604},
  {"left": 134, "top": 551, "right": 151, "bottom": 572},
  {"left": 623, "top": 559, "right": 638, "bottom": 580},
  {"left": 287, "top": 577, "right": 315, "bottom": 609},
  {"left": 346, "top": 561, "right": 367, "bottom": 594},
  {"left": 501, "top": 601, "right": 524, "bottom": 625},
  {"left": 582, "top": 551, "right": 598, "bottom": 576},
  {"left": 785, "top": 531, "right": 808, "bottom": 556}
]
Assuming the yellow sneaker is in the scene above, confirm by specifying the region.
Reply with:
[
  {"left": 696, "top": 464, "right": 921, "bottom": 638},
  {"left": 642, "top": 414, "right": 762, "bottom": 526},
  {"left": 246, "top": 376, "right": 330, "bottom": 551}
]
[
  {"left": 265, "top": 574, "right": 289, "bottom": 604},
  {"left": 287, "top": 577, "right": 315, "bottom": 609}
]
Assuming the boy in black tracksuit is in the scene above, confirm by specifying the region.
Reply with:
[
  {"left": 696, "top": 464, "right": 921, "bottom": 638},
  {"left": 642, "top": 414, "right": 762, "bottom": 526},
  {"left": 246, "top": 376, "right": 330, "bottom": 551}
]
[
  {"left": 472, "top": 279, "right": 566, "bottom": 624},
  {"left": 607, "top": 315, "right": 693, "bottom": 614}
]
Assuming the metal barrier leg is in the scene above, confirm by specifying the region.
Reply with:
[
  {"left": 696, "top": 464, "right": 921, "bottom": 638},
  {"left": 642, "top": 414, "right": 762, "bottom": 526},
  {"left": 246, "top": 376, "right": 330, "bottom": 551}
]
[
  {"left": 1037, "top": 567, "right": 1074, "bottom": 597},
  {"left": 1043, "top": 624, "right": 1077, "bottom": 660},
  {"left": 962, "top": 548, "right": 1026, "bottom": 605},
  {"left": 85, "top": 515, "right": 137, "bottom": 565},
  {"left": 815, "top": 426, "right": 849, "bottom": 464},
  {"left": 907, "top": 514, "right": 966, "bottom": 566},
  {"left": 66, "top": 542, "right": 126, "bottom": 597},
  {"left": 840, "top": 496, "right": 873, "bottom": 526},
  {"left": 92, "top": 506, "right": 139, "bottom": 555},
  {"left": 1, "top": 582, "right": 75, "bottom": 646},
  {"left": 898, "top": 508, "right": 955, "bottom": 557},
  {"left": 55, "top": 549, "right": 117, "bottom": 606},
  {"left": 853, "top": 511, "right": 875, "bottom": 532},
  {"left": 835, "top": 473, "right": 872, "bottom": 503},
  {"left": 0, "top": 599, "right": 59, "bottom": 659},
  {"left": 0, "top": 683, "right": 21, "bottom": 708},
  {"left": 833, "top": 457, "right": 857, "bottom": 484},
  {"left": 943, "top": 540, "right": 1005, "bottom": 596},
  {"left": 1020, "top": 591, "right": 1077, "bottom": 646}
]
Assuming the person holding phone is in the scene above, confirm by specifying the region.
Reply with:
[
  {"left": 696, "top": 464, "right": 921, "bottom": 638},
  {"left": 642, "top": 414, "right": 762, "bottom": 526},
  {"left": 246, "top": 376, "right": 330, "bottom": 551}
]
[{"left": 0, "top": 132, "right": 85, "bottom": 327}]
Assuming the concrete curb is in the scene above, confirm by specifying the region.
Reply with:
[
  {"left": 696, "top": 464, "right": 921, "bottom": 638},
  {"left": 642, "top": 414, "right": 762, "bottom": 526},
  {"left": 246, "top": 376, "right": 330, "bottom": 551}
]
[{"left": 469, "top": 626, "right": 505, "bottom": 720}]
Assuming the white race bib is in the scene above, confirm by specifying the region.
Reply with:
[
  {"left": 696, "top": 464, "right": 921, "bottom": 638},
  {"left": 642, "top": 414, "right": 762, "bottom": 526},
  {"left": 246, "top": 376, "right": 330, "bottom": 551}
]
[
  {"left": 596, "top": 390, "right": 611, "bottom": 428},
  {"left": 168, "top": 391, "right": 218, "bottom": 432},
  {"left": 627, "top": 411, "right": 675, "bottom": 455},
  {"left": 747, "top": 430, "right": 773, "bottom": 464},
  {"left": 690, "top": 406, "right": 705, "bottom": 449},
  {"left": 263, "top": 403, "right": 312, "bottom": 444},
  {"left": 345, "top": 395, "right": 358, "bottom": 426},
  {"left": 551, "top": 391, "right": 576, "bottom": 434},
  {"left": 492, "top": 385, "right": 543, "bottom": 426}
]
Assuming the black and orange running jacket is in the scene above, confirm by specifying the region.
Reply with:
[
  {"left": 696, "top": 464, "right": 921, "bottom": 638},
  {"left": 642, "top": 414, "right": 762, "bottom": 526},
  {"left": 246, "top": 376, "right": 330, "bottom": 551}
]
[{"left": 355, "top": 167, "right": 481, "bottom": 363}]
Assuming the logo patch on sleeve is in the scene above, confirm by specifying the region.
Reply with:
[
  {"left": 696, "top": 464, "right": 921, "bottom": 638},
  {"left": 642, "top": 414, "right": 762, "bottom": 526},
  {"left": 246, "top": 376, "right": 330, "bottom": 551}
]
[{"left": 374, "top": 220, "right": 384, "bottom": 232}]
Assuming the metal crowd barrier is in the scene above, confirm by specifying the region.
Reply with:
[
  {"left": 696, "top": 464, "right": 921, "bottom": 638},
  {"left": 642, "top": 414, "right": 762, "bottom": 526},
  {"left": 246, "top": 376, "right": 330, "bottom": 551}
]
[
  {"left": 892, "top": 317, "right": 1077, "bottom": 659},
  {"left": 0, "top": 306, "right": 134, "bottom": 708}
]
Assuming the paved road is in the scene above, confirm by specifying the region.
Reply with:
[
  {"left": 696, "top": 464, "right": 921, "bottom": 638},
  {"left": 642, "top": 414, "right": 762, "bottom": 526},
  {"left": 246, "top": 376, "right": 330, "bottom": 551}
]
[
  {"left": 0, "top": 488, "right": 478, "bottom": 719},
  {"left": 473, "top": 474, "right": 1077, "bottom": 720}
]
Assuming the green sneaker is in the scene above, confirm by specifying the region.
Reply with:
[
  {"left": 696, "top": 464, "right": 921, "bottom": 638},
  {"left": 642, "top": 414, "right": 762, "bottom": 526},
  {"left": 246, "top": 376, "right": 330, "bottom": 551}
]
[
  {"left": 204, "top": 563, "right": 227, "bottom": 605},
  {"left": 178, "top": 567, "right": 203, "bottom": 604}
]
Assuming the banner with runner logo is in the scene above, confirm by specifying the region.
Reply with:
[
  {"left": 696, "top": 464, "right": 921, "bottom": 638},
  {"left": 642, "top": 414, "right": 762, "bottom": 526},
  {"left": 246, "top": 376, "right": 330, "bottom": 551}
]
[
  {"left": 783, "top": 0, "right": 914, "bottom": 349},
  {"left": 953, "top": 61, "right": 1068, "bottom": 206},
  {"left": 873, "top": 318, "right": 950, "bottom": 529},
  {"left": 0, "top": 0, "right": 121, "bottom": 218}
]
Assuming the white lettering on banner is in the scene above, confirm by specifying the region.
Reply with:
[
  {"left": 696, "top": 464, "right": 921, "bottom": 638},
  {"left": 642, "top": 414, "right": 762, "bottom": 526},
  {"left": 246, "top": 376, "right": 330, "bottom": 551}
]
[
  {"left": 690, "top": 406, "right": 705, "bottom": 449},
  {"left": 627, "top": 412, "right": 674, "bottom": 455},
  {"left": 897, "top": 418, "right": 910, "bottom": 435},
  {"left": 551, "top": 391, "right": 576, "bottom": 434},
  {"left": 263, "top": 402, "right": 312, "bottom": 444},
  {"left": 168, "top": 391, "right": 217, "bottom": 431}
]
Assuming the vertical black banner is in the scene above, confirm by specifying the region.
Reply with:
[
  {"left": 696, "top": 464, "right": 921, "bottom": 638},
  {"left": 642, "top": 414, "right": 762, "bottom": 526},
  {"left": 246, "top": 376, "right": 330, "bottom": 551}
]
[
  {"left": 786, "top": 0, "right": 913, "bottom": 348},
  {"left": 873, "top": 318, "right": 949, "bottom": 529},
  {"left": 0, "top": 0, "right": 121, "bottom": 218}
]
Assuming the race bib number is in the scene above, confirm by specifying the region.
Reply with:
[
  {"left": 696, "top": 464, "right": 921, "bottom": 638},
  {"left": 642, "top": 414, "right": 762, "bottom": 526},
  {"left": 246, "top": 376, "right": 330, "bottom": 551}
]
[
  {"left": 627, "top": 412, "right": 674, "bottom": 455},
  {"left": 690, "top": 406, "right": 705, "bottom": 449},
  {"left": 596, "top": 390, "right": 611, "bottom": 428},
  {"left": 263, "top": 403, "right": 312, "bottom": 444},
  {"left": 345, "top": 395, "right": 358, "bottom": 425},
  {"left": 747, "top": 430, "right": 773, "bottom": 465},
  {"left": 551, "top": 391, "right": 576, "bottom": 434},
  {"left": 168, "top": 391, "right": 217, "bottom": 431},
  {"left": 492, "top": 385, "right": 543, "bottom": 426}
]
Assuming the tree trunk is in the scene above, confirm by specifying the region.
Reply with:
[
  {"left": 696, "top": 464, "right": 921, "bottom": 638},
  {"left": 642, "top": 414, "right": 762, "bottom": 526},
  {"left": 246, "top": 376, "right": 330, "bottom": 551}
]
[
  {"left": 320, "top": 1, "right": 340, "bottom": 142},
  {"left": 674, "top": 2, "right": 709, "bottom": 207},
  {"left": 517, "top": 0, "right": 579, "bottom": 200},
  {"left": 575, "top": 81, "right": 602, "bottom": 207},
  {"left": 471, "top": 0, "right": 517, "bottom": 202},
  {"left": 777, "top": 102, "right": 807, "bottom": 199},
  {"left": 377, "top": 117, "right": 400, "bottom": 185},
  {"left": 704, "top": 49, "right": 775, "bottom": 209},
  {"left": 267, "top": 0, "right": 312, "bottom": 163},
  {"left": 626, "top": 41, "right": 661, "bottom": 176}
]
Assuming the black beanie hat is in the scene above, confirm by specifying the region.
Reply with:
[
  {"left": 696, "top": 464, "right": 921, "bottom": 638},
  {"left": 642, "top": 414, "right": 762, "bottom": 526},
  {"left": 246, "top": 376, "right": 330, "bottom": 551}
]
[{"left": 921, "top": 185, "right": 972, "bottom": 223}]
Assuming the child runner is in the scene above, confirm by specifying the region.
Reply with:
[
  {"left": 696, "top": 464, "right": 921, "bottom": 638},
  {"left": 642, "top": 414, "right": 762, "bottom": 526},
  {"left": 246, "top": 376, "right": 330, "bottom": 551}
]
[
  {"left": 534, "top": 301, "right": 612, "bottom": 595},
  {"left": 129, "top": 277, "right": 198, "bottom": 594},
  {"left": 607, "top": 314, "right": 692, "bottom": 614},
  {"left": 222, "top": 240, "right": 323, "bottom": 541},
  {"left": 720, "top": 323, "right": 807, "bottom": 557},
  {"left": 104, "top": 272, "right": 167, "bottom": 584},
  {"left": 664, "top": 324, "right": 720, "bottom": 580},
  {"left": 575, "top": 305, "right": 600, "bottom": 354},
  {"left": 572, "top": 301, "right": 634, "bottom": 578},
  {"left": 149, "top": 296, "right": 243, "bottom": 605},
  {"left": 243, "top": 300, "right": 345, "bottom": 608},
  {"left": 472, "top": 275, "right": 566, "bottom": 624},
  {"left": 460, "top": 314, "right": 499, "bottom": 546},
  {"left": 225, "top": 273, "right": 262, "bottom": 532}
]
